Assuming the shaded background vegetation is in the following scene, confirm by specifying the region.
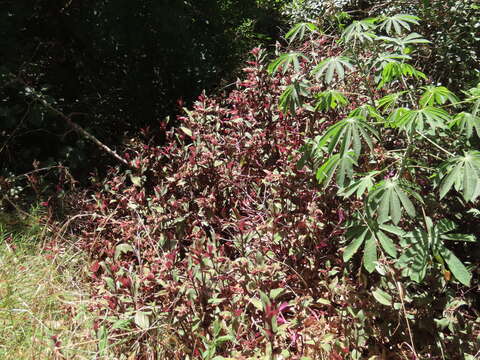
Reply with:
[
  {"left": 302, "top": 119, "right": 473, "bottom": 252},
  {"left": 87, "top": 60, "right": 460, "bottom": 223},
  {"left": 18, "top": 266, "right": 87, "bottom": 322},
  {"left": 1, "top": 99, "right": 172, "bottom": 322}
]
[{"left": 0, "top": 0, "right": 287, "bottom": 175}]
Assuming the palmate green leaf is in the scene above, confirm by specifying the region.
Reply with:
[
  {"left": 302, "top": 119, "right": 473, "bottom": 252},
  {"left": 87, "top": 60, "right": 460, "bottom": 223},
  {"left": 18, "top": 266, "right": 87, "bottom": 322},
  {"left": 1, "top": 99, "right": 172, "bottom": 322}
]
[
  {"left": 368, "top": 179, "right": 419, "bottom": 225},
  {"left": 377, "top": 33, "right": 430, "bottom": 49},
  {"left": 420, "top": 86, "right": 459, "bottom": 107},
  {"left": 398, "top": 220, "right": 474, "bottom": 285},
  {"left": 377, "top": 91, "right": 407, "bottom": 112},
  {"left": 377, "top": 61, "right": 426, "bottom": 88},
  {"left": 398, "top": 229, "right": 429, "bottom": 283},
  {"left": 373, "top": 53, "right": 411, "bottom": 72},
  {"left": 314, "top": 90, "right": 349, "bottom": 111},
  {"left": 279, "top": 80, "right": 309, "bottom": 114},
  {"left": 378, "top": 14, "right": 420, "bottom": 35},
  {"left": 338, "top": 171, "right": 379, "bottom": 199},
  {"left": 268, "top": 52, "right": 309, "bottom": 75},
  {"left": 316, "top": 116, "right": 378, "bottom": 157},
  {"left": 449, "top": 112, "right": 480, "bottom": 138},
  {"left": 348, "top": 105, "right": 384, "bottom": 121},
  {"left": 341, "top": 18, "right": 378, "bottom": 44},
  {"left": 392, "top": 106, "right": 451, "bottom": 133},
  {"left": 316, "top": 151, "right": 357, "bottom": 187},
  {"left": 285, "top": 22, "right": 318, "bottom": 44},
  {"left": 438, "top": 151, "right": 480, "bottom": 202},
  {"left": 311, "top": 56, "right": 354, "bottom": 84},
  {"left": 462, "top": 83, "right": 480, "bottom": 116},
  {"left": 343, "top": 224, "right": 397, "bottom": 272}
]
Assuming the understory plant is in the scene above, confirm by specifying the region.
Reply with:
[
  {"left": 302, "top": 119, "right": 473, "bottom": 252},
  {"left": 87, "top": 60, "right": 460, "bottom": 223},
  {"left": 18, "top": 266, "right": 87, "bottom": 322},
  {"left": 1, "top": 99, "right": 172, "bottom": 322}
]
[
  {"left": 270, "top": 13, "right": 480, "bottom": 358},
  {"left": 68, "top": 12, "right": 480, "bottom": 360}
]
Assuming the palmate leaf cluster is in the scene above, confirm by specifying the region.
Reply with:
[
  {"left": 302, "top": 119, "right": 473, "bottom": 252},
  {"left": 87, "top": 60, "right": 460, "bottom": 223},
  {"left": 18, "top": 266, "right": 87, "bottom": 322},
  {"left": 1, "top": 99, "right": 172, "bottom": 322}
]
[
  {"left": 270, "top": 13, "right": 479, "bottom": 292},
  {"left": 398, "top": 219, "right": 475, "bottom": 286}
]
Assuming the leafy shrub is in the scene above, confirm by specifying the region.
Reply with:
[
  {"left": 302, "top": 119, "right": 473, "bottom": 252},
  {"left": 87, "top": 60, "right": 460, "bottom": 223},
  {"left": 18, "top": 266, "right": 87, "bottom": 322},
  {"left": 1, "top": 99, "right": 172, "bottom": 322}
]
[
  {"left": 284, "top": 0, "right": 480, "bottom": 90},
  {"left": 70, "top": 13, "right": 480, "bottom": 359},
  {"left": 271, "top": 12, "right": 480, "bottom": 358}
]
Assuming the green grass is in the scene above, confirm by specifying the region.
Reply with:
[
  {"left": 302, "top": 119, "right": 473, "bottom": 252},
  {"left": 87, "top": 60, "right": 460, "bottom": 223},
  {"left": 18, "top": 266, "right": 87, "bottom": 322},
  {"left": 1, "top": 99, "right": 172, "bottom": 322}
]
[{"left": 0, "top": 210, "right": 98, "bottom": 359}]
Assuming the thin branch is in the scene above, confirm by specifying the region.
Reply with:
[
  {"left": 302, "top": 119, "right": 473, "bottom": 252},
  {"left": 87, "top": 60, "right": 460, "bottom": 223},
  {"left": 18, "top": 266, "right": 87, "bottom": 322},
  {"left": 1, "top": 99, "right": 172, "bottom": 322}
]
[{"left": 42, "top": 102, "right": 134, "bottom": 168}]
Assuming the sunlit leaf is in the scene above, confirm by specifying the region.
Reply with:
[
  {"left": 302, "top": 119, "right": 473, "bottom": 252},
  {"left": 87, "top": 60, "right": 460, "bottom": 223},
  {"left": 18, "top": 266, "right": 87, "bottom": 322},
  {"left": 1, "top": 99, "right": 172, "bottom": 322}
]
[
  {"left": 279, "top": 80, "right": 309, "bottom": 113},
  {"left": 341, "top": 18, "right": 378, "bottom": 44},
  {"left": 392, "top": 107, "right": 450, "bottom": 133},
  {"left": 438, "top": 151, "right": 480, "bottom": 202},
  {"left": 311, "top": 56, "right": 354, "bottom": 84},
  {"left": 268, "top": 52, "right": 309, "bottom": 75},
  {"left": 368, "top": 179, "right": 420, "bottom": 225},
  {"left": 378, "top": 14, "right": 420, "bottom": 35},
  {"left": 438, "top": 247, "right": 471, "bottom": 286},
  {"left": 372, "top": 288, "right": 393, "bottom": 306},
  {"left": 363, "top": 234, "right": 377, "bottom": 273},
  {"left": 449, "top": 112, "right": 480, "bottom": 138},
  {"left": 420, "top": 86, "right": 459, "bottom": 107},
  {"left": 315, "top": 90, "right": 349, "bottom": 111},
  {"left": 285, "top": 22, "right": 318, "bottom": 43}
]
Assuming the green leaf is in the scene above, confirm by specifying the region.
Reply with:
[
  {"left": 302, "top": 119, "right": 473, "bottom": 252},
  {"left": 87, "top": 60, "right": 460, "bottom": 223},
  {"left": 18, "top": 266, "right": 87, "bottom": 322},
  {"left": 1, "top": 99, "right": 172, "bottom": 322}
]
[
  {"left": 440, "top": 233, "right": 477, "bottom": 242},
  {"left": 285, "top": 22, "right": 318, "bottom": 43},
  {"left": 377, "top": 230, "right": 397, "bottom": 257},
  {"left": 377, "top": 33, "right": 430, "bottom": 50},
  {"left": 392, "top": 106, "right": 450, "bottom": 133},
  {"left": 395, "top": 186, "right": 416, "bottom": 218},
  {"left": 372, "top": 288, "right": 393, "bottom": 306},
  {"left": 349, "top": 105, "right": 384, "bottom": 121},
  {"left": 449, "top": 112, "right": 480, "bottom": 138},
  {"left": 97, "top": 325, "right": 108, "bottom": 356},
  {"left": 341, "top": 18, "right": 377, "bottom": 44},
  {"left": 378, "top": 62, "right": 426, "bottom": 88},
  {"left": 315, "top": 90, "right": 349, "bottom": 111},
  {"left": 438, "top": 151, "right": 480, "bottom": 202},
  {"left": 368, "top": 179, "right": 419, "bottom": 225},
  {"left": 338, "top": 171, "right": 378, "bottom": 199},
  {"left": 180, "top": 126, "right": 193, "bottom": 137},
  {"left": 439, "top": 247, "right": 472, "bottom": 286},
  {"left": 268, "top": 52, "right": 309, "bottom": 75},
  {"left": 420, "top": 86, "right": 459, "bottom": 107},
  {"left": 269, "top": 288, "right": 284, "bottom": 300},
  {"left": 379, "top": 224, "right": 405, "bottom": 236},
  {"left": 363, "top": 234, "right": 377, "bottom": 273},
  {"left": 343, "top": 229, "right": 367, "bottom": 262},
  {"left": 250, "top": 298, "right": 263, "bottom": 311},
  {"left": 317, "top": 116, "right": 378, "bottom": 157},
  {"left": 311, "top": 56, "right": 354, "bottom": 84},
  {"left": 279, "top": 80, "right": 309, "bottom": 113},
  {"left": 377, "top": 91, "right": 407, "bottom": 112},
  {"left": 259, "top": 290, "right": 270, "bottom": 306},
  {"left": 398, "top": 229, "right": 429, "bottom": 283},
  {"left": 316, "top": 152, "right": 357, "bottom": 187},
  {"left": 378, "top": 14, "right": 420, "bottom": 35},
  {"left": 215, "top": 335, "right": 234, "bottom": 346},
  {"left": 111, "top": 318, "right": 132, "bottom": 330}
]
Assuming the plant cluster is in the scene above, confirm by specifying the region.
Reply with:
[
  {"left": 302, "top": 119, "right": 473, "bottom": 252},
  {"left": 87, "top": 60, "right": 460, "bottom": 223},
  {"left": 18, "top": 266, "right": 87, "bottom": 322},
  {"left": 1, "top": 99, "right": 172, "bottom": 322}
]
[
  {"left": 283, "top": 0, "right": 480, "bottom": 91},
  {"left": 65, "top": 12, "right": 480, "bottom": 359}
]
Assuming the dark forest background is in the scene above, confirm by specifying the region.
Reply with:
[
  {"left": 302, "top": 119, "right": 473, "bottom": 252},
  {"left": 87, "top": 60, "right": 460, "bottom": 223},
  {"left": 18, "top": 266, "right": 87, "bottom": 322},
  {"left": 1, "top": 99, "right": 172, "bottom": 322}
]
[{"left": 0, "top": 0, "right": 286, "bottom": 176}]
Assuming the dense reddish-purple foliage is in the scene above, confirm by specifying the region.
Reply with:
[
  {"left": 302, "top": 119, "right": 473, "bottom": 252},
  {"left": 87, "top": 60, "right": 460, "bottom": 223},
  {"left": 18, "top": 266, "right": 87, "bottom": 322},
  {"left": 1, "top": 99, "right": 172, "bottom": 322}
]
[{"left": 72, "top": 42, "right": 391, "bottom": 358}]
